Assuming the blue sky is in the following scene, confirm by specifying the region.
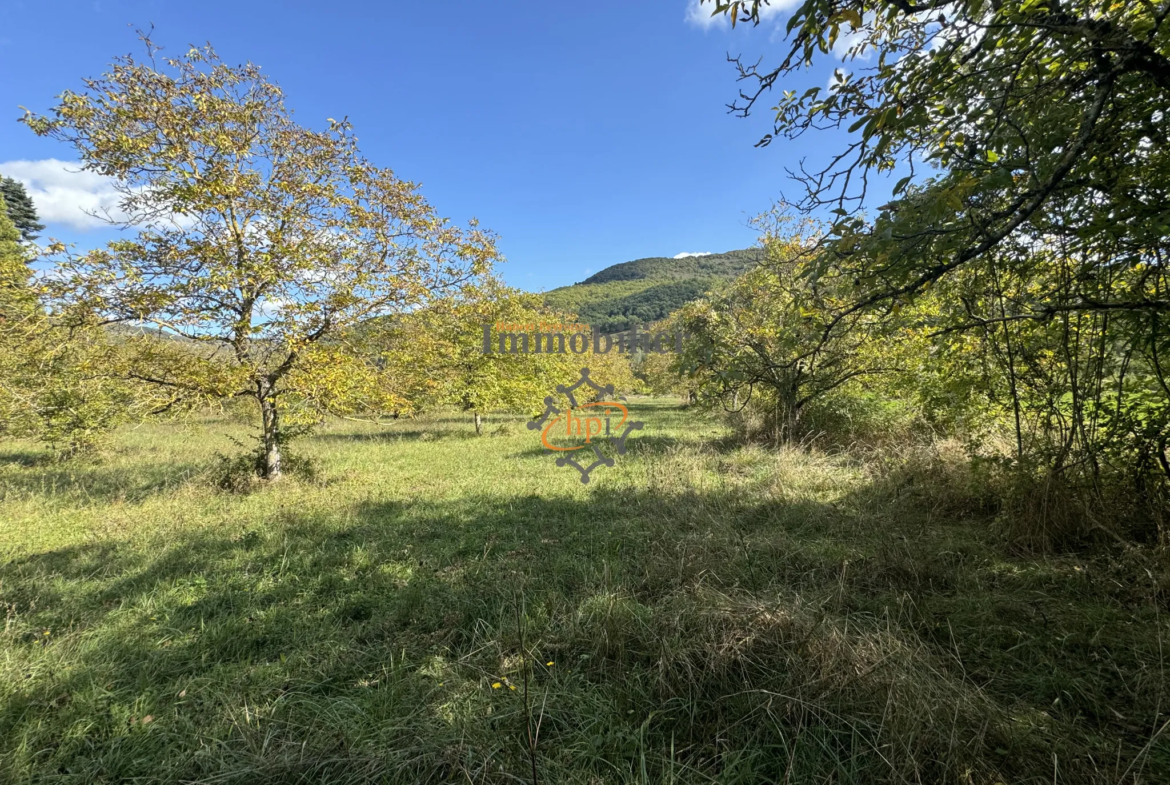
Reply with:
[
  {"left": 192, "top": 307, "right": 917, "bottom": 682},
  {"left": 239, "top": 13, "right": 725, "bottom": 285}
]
[{"left": 0, "top": 0, "right": 884, "bottom": 292}]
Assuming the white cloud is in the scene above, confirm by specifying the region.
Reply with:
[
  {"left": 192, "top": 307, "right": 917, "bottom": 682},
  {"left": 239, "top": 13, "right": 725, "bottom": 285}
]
[
  {"left": 756, "top": 0, "right": 799, "bottom": 21},
  {"left": 0, "top": 158, "right": 124, "bottom": 230},
  {"left": 685, "top": 0, "right": 724, "bottom": 29},
  {"left": 685, "top": 0, "right": 801, "bottom": 29},
  {"left": 673, "top": 252, "right": 713, "bottom": 259}
]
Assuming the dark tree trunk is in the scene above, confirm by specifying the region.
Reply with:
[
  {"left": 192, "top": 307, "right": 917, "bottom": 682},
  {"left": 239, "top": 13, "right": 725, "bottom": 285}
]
[{"left": 473, "top": 411, "right": 483, "bottom": 435}]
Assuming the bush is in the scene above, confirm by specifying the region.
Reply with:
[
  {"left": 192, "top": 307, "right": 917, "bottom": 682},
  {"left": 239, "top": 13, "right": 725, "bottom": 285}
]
[
  {"left": 35, "top": 382, "right": 137, "bottom": 459},
  {"left": 719, "top": 387, "right": 923, "bottom": 450},
  {"left": 212, "top": 443, "right": 319, "bottom": 493},
  {"left": 858, "top": 438, "right": 1170, "bottom": 553}
]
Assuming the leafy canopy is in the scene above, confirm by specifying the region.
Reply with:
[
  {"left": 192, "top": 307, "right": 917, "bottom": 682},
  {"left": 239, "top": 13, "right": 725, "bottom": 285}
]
[
  {"left": 0, "top": 195, "right": 143, "bottom": 454},
  {"left": 675, "top": 213, "right": 893, "bottom": 440},
  {"left": 23, "top": 35, "right": 497, "bottom": 475},
  {"left": 710, "top": 0, "right": 1170, "bottom": 316},
  {"left": 374, "top": 277, "right": 637, "bottom": 429}
]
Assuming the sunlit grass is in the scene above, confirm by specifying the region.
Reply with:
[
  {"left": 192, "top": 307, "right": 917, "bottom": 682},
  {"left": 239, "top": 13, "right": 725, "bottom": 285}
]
[{"left": 1, "top": 400, "right": 1167, "bottom": 783}]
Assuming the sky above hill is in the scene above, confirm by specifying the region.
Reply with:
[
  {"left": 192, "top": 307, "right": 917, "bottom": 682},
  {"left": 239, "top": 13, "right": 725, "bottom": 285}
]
[{"left": 0, "top": 0, "right": 898, "bottom": 292}]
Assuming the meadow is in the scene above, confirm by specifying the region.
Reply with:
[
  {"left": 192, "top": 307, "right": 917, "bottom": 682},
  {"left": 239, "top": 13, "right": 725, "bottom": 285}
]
[{"left": 1, "top": 400, "right": 1168, "bottom": 784}]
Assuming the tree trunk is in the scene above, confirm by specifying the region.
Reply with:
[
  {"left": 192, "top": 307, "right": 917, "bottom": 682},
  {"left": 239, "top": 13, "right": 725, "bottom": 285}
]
[
  {"left": 774, "top": 398, "right": 784, "bottom": 446},
  {"left": 260, "top": 393, "right": 282, "bottom": 480},
  {"left": 773, "top": 393, "right": 801, "bottom": 446},
  {"left": 473, "top": 410, "right": 483, "bottom": 435}
]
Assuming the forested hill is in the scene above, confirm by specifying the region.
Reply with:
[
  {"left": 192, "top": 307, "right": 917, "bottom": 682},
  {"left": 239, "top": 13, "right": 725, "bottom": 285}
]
[{"left": 543, "top": 248, "right": 760, "bottom": 333}]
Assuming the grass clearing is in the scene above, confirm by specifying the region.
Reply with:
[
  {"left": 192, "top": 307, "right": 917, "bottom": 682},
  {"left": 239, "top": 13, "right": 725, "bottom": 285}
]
[{"left": 1, "top": 400, "right": 1168, "bottom": 783}]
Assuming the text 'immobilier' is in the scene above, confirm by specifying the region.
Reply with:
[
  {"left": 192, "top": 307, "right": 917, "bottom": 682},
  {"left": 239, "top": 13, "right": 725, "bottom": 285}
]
[{"left": 481, "top": 323, "right": 691, "bottom": 354}]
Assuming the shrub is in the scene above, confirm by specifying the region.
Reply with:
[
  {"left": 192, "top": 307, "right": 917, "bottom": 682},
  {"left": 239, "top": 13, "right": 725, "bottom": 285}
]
[{"left": 212, "top": 442, "right": 319, "bottom": 493}]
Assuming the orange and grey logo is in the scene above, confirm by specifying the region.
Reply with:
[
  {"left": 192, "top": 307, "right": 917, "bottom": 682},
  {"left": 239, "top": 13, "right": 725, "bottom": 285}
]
[{"left": 527, "top": 367, "right": 643, "bottom": 483}]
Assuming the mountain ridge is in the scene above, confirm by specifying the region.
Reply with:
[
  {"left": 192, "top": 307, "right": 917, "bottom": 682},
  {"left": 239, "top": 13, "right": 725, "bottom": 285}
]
[{"left": 542, "top": 248, "right": 761, "bottom": 333}]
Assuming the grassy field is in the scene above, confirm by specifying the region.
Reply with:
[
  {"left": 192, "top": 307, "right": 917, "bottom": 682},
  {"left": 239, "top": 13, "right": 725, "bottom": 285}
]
[{"left": 1, "top": 400, "right": 1168, "bottom": 784}]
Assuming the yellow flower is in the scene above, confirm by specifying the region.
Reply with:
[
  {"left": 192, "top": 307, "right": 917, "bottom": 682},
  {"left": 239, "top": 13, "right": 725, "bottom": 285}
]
[
  {"left": 491, "top": 682, "right": 502, "bottom": 689},
  {"left": 509, "top": 685, "right": 516, "bottom": 691},
  {"left": 546, "top": 661, "right": 554, "bottom": 666}
]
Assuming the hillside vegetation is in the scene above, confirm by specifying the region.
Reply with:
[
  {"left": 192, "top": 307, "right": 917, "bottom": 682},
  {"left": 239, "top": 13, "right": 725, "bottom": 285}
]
[{"left": 543, "top": 249, "right": 760, "bottom": 332}]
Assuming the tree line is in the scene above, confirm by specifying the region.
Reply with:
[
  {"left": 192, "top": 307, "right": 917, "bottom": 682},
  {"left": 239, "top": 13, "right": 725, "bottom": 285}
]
[
  {"left": 644, "top": 1, "right": 1170, "bottom": 547},
  {"left": 3, "top": 1, "right": 1169, "bottom": 551}
]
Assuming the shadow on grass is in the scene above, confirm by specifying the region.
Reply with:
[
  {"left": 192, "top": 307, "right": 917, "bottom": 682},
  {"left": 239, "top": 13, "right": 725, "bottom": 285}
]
[
  {"left": 0, "top": 448, "right": 57, "bottom": 468},
  {"left": 311, "top": 429, "right": 482, "bottom": 444},
  {"left": 2, "top": 478, "right": 1168, "bottom": 783},
  {"left": 0, "top": 456, "right": 209, "bottom": 505}
]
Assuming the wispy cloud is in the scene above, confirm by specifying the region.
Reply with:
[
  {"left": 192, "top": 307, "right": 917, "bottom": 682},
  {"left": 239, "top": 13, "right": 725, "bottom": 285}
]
[
  {"left": 0, "top": 159, "right": 124, "bottom": 230},
  {"left": 684, "top": 0, "right": 802, "bottom": 29},
  {"left": 684, "top": 0, "right": 724, "bottom": 29},
  {"left": 673, "top": 252, "right": 712, "bottom": 259}
]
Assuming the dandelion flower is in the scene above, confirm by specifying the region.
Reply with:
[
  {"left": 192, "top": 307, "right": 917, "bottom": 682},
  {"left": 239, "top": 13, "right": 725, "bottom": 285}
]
[
  {"left": 546, "top": 661, "right": 554, "bottom": 666},
  {"left": 491, "top": 682, "right": 502, "bottom": 689}
]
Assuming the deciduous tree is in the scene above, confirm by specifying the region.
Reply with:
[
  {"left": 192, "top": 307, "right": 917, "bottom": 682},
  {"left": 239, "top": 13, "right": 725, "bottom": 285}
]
[
  {"left": 0, "top": 196, "right": 142, "bottom": 454},
  {"left": 374, "top": 280, "right": 637, "bottom": 433},
  {"left": 709, "top": 0, "right": 1170, "bottom": 320},
  {"left": 675, "top": 213, "right": 892, "bottom": 441},
  {"left": 24, "top": 36, "right": 496, "bottom": 478},
  {"left": 0, "top": 194, "right": 37, "bottom": 434}
]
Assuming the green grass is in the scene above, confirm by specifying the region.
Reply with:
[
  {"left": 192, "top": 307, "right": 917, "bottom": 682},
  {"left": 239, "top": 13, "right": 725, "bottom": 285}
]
[{"left": 1, "top": 401, "right": 1168, "bottom": 783}]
